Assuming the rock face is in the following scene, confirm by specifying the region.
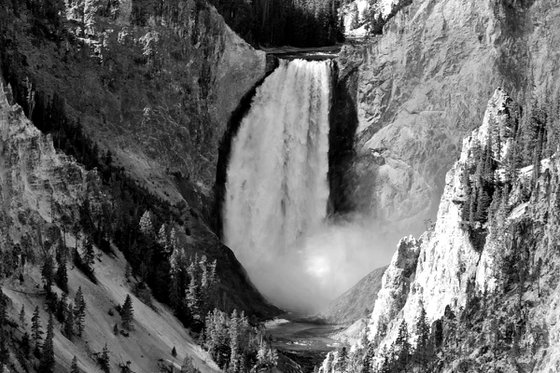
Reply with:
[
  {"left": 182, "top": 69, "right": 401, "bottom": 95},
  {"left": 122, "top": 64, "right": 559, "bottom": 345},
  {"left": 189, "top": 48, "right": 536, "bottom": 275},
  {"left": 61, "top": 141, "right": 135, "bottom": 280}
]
[
  {"left": 336, "top": 0, "right": 560, "bottom": 238},
  {"left": 328, "top": 87, "right": 560, "bottom": 371},
  {"left": 0, "top": 83, "right": 221, "bottom": 373},
  {"left": 320, "top": 266, "right": 387, "bottom": 325},
  {"left": 0, "top": 0, "right": 278, "bottom": 319},
  {"left": 0, "top": 0, "right": 266, "bottom": 207},
  {"left": 0, "top": 82, "right": 91, "bottom": 244}
]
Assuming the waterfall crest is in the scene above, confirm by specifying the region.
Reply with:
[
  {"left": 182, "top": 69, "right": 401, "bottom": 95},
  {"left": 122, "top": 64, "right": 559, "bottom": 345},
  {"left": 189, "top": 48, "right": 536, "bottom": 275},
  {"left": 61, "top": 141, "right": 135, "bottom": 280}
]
[{"left": 223, "top": 59, "right": 332, "bottom": 310}]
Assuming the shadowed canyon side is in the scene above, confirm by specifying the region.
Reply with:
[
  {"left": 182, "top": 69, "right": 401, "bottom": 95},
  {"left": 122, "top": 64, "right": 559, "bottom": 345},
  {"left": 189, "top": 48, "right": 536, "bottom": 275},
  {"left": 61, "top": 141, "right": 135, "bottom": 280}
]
[{"left": 224, "top": 59, "right": 332, "bottom": 312}]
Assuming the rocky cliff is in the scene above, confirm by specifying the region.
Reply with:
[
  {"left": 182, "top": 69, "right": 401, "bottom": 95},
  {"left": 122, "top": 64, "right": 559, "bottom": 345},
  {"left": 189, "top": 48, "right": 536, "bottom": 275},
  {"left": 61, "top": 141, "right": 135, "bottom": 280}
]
[
  {"left": 0, "top": 0, "right": 266, "bottom": 208},
  {"left": 0, "top": 0, "right": 278, "bottom": 318},
  {"left": 322, "top": 87, "right": 560, "bottom": 372},
  {"left": 320, "top": 266, "right": 387, "bottom": 325},
  {"left": 336, "top": 0, "right": 560, "bottom": 242},
  {"left": 0, "top": 82, "right": 222, "bottom": 372}
]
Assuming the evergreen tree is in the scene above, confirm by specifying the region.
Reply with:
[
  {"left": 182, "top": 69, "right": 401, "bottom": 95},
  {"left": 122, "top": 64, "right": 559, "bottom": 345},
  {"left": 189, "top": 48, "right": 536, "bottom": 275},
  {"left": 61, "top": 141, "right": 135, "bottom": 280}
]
[
  {"left": 125, "top": 262, "right": 132, "bottom": 280},
  {"left": 74, "top": 287, "right": 86, "bottom": 337},
  {"left": 39, "top": 313, "right": 55, "bottom": 373},
  {"left": 19, "top": 305, "right": 26, "bottom": 331},
  {"left": 228, "top": 309, "right": 240, "bottom": 373},
  {"left": 71, "top": 355, "right": 80, "bottom": 373},
  {"left": 360, "top": 319, "right": 370, "bottom": 349},
  {"left": 182, "top": 355, "right": 201, "bottom": 373},
  {"left": 186, "top": 262, "right": 200, "bottom": 320},
  {"left": 324, "top": 352, "right": 334, "bottom": 373},
  {"left": 99, "top": 343, "right": 110, "bottom": 373},
  {"left": 395, "top": 320, "right": 410, "bottom": 369},
  {"left": 31, "top": 306, "right": 43, "bottom": 351},
  {"left": 139, "top": 210, "right": 154, "bottom": 238},
  {"left": 360, "top": 343, "right": 374, "bottom": 373},
  {"left": 55, "top": 258, "right": 69, "bottom": 293},
  {"left": 64, "top": 303, "right": 75, "bottom": 340},
  {"left": 335, "top": 346, "right": 348, "bottom": 372},
  {"left": 57, "top": 292, "right": 68, "bottom": 323},
  {"left": 41, "top": 255, "right": 55, "bottom": 292},
  {"left": 21, "top": 332, "right": 31, "bottom": 357},
  {"left": 83, "top": 240, "right": 96, "bottom": 274},
  {"left": 121, "top": 294, "right": 134, "bottom": 331},
  {"left": 415, "top": 303, "right": 431, "bottom": 366},
  {"left": 172, "top": 346, "right": 177, "bottom": 357},
  {"left": 157, "top": 224, "right": 168, "bottom": 252}
]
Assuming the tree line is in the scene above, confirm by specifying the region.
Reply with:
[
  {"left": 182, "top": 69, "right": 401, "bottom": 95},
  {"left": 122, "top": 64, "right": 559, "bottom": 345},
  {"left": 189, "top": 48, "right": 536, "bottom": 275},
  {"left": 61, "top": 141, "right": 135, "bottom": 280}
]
[{"left": 209, "top": 0, "right": 344, "bottom": 47}]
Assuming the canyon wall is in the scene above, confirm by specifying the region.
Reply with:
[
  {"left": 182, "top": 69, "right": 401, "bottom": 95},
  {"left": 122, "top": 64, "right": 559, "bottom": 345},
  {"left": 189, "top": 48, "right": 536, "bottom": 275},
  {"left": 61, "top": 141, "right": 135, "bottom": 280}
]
[
  {"left": 337, "top": 0, "right": 560, "bottom": 242},
  {"left": 0, "top": 82, "right": 222, "bottom": 372},
  {"left": 322, "top": 81, "right": 560, "bottom": 371},
  {"left": 0, "top": 0, "right": 278, "bottom": 318},
  {"left": 0, "top": 0, "right": 266, "bottom": 209}
]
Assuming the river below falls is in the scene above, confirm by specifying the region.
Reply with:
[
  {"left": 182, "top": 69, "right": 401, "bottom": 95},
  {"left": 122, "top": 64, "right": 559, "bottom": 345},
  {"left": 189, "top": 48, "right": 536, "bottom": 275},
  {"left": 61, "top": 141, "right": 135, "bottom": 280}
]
[{"left": 265, "top": 318, "right": 346, "bottom": 371}]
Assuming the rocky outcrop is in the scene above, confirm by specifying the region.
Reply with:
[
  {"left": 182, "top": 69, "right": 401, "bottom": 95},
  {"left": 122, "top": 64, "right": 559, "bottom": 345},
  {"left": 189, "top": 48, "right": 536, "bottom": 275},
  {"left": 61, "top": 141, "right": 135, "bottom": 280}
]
[
  {"left": 336, "top": 0, "right": 560, "bottom": 239},
  {"left": 319, "top": 266, "right": 387, "bottom": 325},
  {"left": 0, "top": 82, "right": 220, "bottom": 372},
  {"left": 0, "top": 82, "right": 92, "bottom": 244},
  {"left": 330, "top": 88, "right": 560, "bottom": 371},
  {"left": 0, "top": 0, "right": 279, "bottom": 319},
  {"left": 0, "top": 0, "right": 266, "bottom": 208}
]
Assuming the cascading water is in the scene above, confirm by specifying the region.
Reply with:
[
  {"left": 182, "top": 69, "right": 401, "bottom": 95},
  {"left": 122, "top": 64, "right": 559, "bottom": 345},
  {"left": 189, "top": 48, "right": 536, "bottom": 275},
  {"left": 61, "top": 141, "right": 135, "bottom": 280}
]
[{"left": 223, "top": 59, "right": 332, "bottom": 311}]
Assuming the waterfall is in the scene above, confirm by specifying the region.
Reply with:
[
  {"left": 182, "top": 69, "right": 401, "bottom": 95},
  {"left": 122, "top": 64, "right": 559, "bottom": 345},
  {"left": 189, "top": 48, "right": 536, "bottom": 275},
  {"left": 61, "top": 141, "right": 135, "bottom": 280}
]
[{"left": 223, "top": 59, "right": 332, "bottom": 311}]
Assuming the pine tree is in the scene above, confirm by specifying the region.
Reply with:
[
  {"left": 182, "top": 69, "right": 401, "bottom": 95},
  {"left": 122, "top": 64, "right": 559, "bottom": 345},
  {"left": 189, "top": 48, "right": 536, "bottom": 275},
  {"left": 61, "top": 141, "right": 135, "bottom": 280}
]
[
  {"left": 19, "top": 305, "right": 26, "bottom": 331},
  {"left": 395, "top": 320, "right": 410, "bottom": 369},
  {"left": 172, "top": 346, "right": 177, "bottom": 357},
  {"left": 415, "top": 303, "right": 431, "bottom": 366},
  {"left": 360, "top": 343, "right": 374, "bottom": 373},
  {"left": 99, "top": 343, "right": 110, "bottom": 373},
  {"left": 64, "top": 303, "right": 75, "bottom": 340},
  {"left": 71, "top": 355, "right": 80, "bottom": 373},
  {"left": 57, "top": 292, "right": 68, "bottom": 323},
  {"left": 121, "top": 294, "right": 134, "bottom": 331},
  {"left": 228, "top": 309, "right": 240, "bottom": 373},
  {"left": 21, "top": 332, "right": 31, "bottom": 357},
  {"left": 31, "top": 306, "right": 43, "bottom": 351},
  {"left": 55, "top": 258, "right": 69, "bottom": 293},
  {"left": 157, "top": 224, "right": 168, "bottom": 252},
  {"left": 186, "top": 262, "right": 200, "bottom": 320},
  {"left": 74, "top": 287, "right": 86, "bottom": 337},
  {"left": 139, "top": 210, "right": 154, "bottom": 237},
  {"left": 336, "top": 346, "right": 348, "bottom": 372},
  {"left": 39, "top": 313, "right": 55, "bottom": 373},
  {"left": 41, "top": 255, "right": 55, "bottom": 292},
  {"left": 83, "top": 240, "right": 95, "bottom": 274},
  {"left": 125, "top": 262, "right": 132, "bottom": 280},
  {"left": 181, "top": 355, "right": 200, "bottom": 373},
  {"left": 360, "top": 319, "right": 370, "bottom": 349}
]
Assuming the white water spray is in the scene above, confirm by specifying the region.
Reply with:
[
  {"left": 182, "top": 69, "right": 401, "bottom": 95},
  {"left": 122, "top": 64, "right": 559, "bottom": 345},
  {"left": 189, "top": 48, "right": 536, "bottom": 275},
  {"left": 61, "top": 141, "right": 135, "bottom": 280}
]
[{"left": 224, "top": 59, "right": 332, "bottom": 311}]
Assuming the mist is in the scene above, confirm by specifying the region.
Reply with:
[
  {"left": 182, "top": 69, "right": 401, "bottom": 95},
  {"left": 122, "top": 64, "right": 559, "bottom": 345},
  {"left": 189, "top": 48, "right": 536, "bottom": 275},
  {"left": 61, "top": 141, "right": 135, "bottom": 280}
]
[{"left": 238, "top": 215, "right": 406, "bottom": 314}]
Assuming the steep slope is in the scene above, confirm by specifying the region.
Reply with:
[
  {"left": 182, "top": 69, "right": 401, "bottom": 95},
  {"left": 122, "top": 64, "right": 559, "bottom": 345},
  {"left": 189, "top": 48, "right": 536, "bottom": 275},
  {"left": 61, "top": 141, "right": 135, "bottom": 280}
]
[
  {"left": 0, "top": 0, "right": 278, "bottom": 318},
  {"left": 0, "top": 83, "right": 219, "bottom": 372},
  {"left": 336, "top": 0, "right": 560, "bottom": 242},
  {"left": 322, "top": 88, "right": 560, "bottom": 372},
  {"left": 0, "top": 0, "right": 266, "bottom": 208},
  {"left": 320, "top": 266, "right": 386, "bottom": 325}
]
